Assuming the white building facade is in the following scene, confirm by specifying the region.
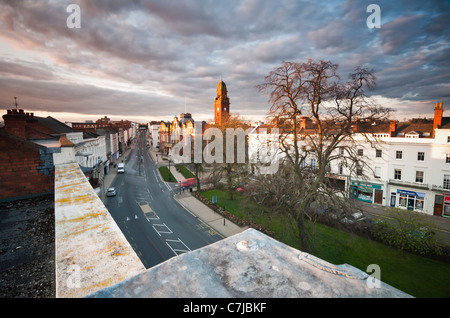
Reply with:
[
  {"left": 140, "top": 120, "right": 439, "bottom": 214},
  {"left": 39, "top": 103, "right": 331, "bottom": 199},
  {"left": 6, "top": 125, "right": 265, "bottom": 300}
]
[{"left": 248, "top": 103, "right": 450, "bottom": 217}]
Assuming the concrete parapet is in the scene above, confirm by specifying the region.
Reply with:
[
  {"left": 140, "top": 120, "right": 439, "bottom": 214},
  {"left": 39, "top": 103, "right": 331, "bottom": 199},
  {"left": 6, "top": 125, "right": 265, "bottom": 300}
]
[
  {"left": 89, "top": 228, "right": 412, "bottom": 298},
  {"left": 54, "top": 163, "right": 145, "bottom": 297}
]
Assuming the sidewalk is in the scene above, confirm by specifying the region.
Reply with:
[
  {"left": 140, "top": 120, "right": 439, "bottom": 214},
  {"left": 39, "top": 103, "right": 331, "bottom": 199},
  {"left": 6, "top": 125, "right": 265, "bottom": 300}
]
[
  {"left": 147, "top": 145, "right": 189, "bottom": 183},
  {"left": 174, "top": 192, "right": 248, "bottom": 238}
]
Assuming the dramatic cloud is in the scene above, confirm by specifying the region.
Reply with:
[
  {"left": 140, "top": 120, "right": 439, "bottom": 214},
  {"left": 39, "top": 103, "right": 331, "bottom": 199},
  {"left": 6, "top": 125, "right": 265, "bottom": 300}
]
[{"left": 0, "top": 0, "right": 449, "bottom": 123}]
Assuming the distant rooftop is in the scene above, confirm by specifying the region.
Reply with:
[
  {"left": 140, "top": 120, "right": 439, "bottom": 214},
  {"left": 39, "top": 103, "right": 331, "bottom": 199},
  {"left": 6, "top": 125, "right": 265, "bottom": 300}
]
[{"left": 89, "top": 228, "right": 411, "bottom": 298}]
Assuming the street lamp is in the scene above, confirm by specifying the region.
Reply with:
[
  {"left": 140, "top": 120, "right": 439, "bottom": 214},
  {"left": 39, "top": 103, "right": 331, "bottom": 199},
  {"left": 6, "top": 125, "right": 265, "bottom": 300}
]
[{"left": 168, "top": 157, "right": 171, "bottom": 181}]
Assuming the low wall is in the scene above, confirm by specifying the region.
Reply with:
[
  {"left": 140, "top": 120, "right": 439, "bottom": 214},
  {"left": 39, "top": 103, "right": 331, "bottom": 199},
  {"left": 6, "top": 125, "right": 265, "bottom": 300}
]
[{"left": 54, "top": 163, "right": 145, "bottom": 297}]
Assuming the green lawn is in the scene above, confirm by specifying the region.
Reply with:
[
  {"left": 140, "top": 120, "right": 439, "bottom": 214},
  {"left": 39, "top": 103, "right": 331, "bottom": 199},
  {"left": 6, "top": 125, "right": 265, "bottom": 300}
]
[
  {"left": 158, "top": 166, "right": 175, "bottom": 182},
  {"left": 175, "top": 164, "right": 196, "bottom": 179},
  {"left": 200, "top": 188, "right": 450, "bottom": 298}
]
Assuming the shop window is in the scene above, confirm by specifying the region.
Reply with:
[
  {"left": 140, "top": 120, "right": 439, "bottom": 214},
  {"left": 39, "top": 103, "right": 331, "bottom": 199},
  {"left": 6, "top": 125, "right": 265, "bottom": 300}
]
[
  {"left": 396, "top": 151, "right": 402, "bottom": 159},
  {"left": 415, "top": 171, "right": 424, "bottom": 183},
  {"left": 444, "top": 196, "right": 450, "bottom": 218},
  {"left": 399, "top": 194, "right": 407, "bottom": 207},
  {"left": 444, "top": 175, "right": 450, "bottom": 190},
  {"left": 417, "top": 152, "right": 425, "bottom": 161},
  {"left": 415, "top": 198, "right": 424, "bottom": 210},
  {"left": 394, "top": 169, "right": 402, "bottom": 180}
]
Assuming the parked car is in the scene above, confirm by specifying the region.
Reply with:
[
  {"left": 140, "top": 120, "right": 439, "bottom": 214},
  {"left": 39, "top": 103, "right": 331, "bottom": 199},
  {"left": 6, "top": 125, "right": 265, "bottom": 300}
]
[
  {"left": 107, "top": 187, "right": 116, "bottom": 197},
  {"left": 117, "top": 163, "right": 125, "bottom": 173}
]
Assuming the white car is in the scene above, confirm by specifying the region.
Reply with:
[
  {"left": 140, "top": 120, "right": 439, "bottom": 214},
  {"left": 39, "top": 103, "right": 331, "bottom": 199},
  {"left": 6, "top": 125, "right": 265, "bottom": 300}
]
[{"left": 107, "top": 187, "right": 116, "bottom": 197}]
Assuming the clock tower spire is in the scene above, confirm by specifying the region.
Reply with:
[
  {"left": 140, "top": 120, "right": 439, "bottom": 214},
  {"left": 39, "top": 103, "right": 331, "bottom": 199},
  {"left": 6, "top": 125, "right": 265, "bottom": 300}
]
[{"left": 214, "top": 80, "right": 230, "bottom": 127}]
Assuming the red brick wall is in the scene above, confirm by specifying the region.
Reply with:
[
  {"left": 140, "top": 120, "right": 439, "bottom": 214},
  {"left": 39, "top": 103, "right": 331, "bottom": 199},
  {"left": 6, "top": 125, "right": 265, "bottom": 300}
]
[{"left": 0, "top": 131, "right": 54, "bottom": 200}]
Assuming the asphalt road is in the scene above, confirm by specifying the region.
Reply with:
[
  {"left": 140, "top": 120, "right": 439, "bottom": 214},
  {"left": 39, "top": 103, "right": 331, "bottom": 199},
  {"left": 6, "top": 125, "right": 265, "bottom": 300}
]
[{"left": 104, "top": 133, "right": 223, "bottom": 269}]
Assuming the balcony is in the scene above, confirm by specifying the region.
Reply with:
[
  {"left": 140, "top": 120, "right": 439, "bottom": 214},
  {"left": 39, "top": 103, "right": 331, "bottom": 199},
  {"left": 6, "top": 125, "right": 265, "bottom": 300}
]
[{"left": 388, "top": 179, "right": 430, "bottom": 190}]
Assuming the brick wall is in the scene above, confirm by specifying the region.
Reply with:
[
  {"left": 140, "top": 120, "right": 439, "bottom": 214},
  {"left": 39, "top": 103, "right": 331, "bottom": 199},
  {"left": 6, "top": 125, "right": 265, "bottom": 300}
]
[{"left": 0, "top": 130, "right": 54, "bottom": 201}]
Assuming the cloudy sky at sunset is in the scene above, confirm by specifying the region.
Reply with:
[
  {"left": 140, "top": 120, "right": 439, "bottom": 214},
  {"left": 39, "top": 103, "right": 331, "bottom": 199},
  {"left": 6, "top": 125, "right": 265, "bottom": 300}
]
[{"left": 0, "top": 0, "right": 449, "bottom": 123}]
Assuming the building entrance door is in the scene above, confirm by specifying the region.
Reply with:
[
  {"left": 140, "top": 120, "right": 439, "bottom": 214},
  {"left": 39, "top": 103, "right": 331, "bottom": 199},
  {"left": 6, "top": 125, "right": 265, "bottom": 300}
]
[
  {"left": 434, "top": 195, "right": 443, "bottom": 216},
  {"left": 374, "top": 189, "right": 383, "bottom": 204}
]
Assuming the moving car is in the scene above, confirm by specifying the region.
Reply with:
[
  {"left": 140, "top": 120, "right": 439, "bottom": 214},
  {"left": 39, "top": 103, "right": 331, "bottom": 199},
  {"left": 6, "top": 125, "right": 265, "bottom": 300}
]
[
  {"left": 117, "top": 163, "right": 125, "bottom": 173},
  {"left": 107, "top": 187, "right": 116, "bottom": 197},
  {"left": 180, "top": 178, "right": 197, "bottom": 189}
]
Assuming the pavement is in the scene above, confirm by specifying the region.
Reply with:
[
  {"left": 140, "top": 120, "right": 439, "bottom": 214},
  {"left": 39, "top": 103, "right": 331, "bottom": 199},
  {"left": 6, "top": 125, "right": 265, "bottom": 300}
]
[{"left": 174, "top": 192, "right": 248, "bottom": 238}]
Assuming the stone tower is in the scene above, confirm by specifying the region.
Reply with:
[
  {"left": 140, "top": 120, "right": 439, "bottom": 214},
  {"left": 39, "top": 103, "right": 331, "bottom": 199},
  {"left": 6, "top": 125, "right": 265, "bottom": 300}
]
[
  {"left": 433, "top": 102, "right": 443, "bottom": 138},
  {"left": 214, "top": 80, "right": 230, "bottom": 127}
]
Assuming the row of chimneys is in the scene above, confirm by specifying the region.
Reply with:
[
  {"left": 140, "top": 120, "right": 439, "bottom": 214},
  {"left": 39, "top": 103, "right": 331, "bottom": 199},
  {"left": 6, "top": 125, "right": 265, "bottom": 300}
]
[
  {"left": 6, "top": 108, "right": 34, "bottom": 118},
  {"left": 388, "top": 102, "right": 444, "bottom": 137}
]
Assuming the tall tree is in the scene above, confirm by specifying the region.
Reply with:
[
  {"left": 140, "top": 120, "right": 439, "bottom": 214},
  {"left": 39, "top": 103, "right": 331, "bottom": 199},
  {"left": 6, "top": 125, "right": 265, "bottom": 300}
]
[
  {"left": 210, "top": 114, "right": 253, "bottom": 200},
  {"left": 256, "top": 59, "right": 391, "bottom": 252}
]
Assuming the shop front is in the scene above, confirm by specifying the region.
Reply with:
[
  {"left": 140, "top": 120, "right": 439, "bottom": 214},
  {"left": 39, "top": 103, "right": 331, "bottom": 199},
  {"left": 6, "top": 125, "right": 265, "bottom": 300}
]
[
  {"left": 350, "top": 181, "right": 383, "bottom": 204},
  {"left": 433, "top": 194, "right": 450, "bottom": 218},
  {"left": 393, "top": 189, "right": 425, "bottom": 212}
]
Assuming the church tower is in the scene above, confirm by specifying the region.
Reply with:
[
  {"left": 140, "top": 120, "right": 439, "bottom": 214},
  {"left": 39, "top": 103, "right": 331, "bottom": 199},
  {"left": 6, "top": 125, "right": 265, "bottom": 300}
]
[{"left": 214, "top": 80, "right": 230, "bottom": 127}]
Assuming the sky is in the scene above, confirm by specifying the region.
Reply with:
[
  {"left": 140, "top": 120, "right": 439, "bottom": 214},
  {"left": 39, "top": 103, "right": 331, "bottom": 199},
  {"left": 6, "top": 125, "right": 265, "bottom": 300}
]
[{"left": 0, "top": 0, "right": 449, "bottom": 124}]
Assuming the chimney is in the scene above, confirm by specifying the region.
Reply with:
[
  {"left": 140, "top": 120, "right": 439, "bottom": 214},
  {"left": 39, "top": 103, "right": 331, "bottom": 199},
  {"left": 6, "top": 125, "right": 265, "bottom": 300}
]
[
  {"left": 2, "top": 109, "right": 27, "bottom": 139},
  {"left": 433, "top": 102, "right": 443, "bottom": 138},
  {"left": 389, "top": 120, "right": 396, "bottom": 137},
  {"left": 299, "top": 116, "right": 312, "bottom": 130}
]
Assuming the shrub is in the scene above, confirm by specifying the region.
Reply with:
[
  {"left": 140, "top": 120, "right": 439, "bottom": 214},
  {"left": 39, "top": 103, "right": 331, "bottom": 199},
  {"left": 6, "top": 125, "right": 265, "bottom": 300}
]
[{"left": 371, "top": 207, "right": 444, "bottom": 256}]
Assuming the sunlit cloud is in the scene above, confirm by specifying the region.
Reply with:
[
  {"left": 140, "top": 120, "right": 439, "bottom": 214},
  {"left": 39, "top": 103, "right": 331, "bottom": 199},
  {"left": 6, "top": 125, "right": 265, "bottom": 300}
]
[{"left": 0, "top": 0, "right": 449, "bottom": 123}]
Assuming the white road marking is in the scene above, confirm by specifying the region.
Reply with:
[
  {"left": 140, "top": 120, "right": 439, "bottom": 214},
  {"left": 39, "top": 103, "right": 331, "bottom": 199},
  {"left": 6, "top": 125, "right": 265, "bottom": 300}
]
[
  {"left": 152, "top": 223, "right": 173, "bottom": 236},
  {"left": 165, "top": 238, "right": 191, "bottom": 255}
]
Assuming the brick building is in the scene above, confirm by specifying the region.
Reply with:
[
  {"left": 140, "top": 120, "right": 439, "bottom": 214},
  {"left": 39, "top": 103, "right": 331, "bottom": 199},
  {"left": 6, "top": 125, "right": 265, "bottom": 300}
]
[
  {"left": 0, "top": 108, "right": 75, "bottom": 201},
  {"left": 0, "top": 129, "right": 55, "bottom": 201}
]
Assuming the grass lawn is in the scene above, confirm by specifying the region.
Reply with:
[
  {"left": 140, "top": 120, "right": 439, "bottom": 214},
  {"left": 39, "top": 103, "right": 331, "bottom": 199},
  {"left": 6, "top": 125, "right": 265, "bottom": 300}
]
[
  {"left": 175, "top": 164, "right": 196, "bottom": 179},
  {"left": 201, "top": 188, "right": 450, "bottom": 298},
  {"left": 158, "top": 166, "right": 175, "bottom": 182}
]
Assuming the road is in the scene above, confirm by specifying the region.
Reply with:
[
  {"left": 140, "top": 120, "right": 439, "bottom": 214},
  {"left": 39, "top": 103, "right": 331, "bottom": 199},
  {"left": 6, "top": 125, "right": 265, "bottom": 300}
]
[{"left": 104, "top": 132, "right": 224, "bottom": 269}]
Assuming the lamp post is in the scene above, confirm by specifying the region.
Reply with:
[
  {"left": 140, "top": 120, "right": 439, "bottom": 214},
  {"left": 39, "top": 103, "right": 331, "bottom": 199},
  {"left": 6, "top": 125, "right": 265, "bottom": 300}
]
[{"left": 168, "top": 157, "right": 171, "bottom": 181}]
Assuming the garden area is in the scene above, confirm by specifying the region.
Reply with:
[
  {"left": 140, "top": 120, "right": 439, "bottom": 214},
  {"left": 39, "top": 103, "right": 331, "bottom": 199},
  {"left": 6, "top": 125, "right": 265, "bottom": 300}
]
[{"left": 198, "top": 188, "right": 450, "bottom": 298}]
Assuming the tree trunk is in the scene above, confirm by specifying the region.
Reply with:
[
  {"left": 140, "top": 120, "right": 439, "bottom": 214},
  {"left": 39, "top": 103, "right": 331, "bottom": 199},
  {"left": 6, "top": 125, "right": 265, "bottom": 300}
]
[{"left": 296, "top": 215, "right": 309, "bottom": 252}]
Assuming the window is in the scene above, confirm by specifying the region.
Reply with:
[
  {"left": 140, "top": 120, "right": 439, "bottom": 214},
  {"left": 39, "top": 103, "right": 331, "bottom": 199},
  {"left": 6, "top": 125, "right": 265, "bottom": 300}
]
[
  {"left": 394, "top": 169, "right": 402, "bottom": 180},
  {"left": 339, "top": 163, "right": 344, "bottom": 175},
  {"left": 310, "top": 158, "right": 316, "bottom": 169},
  {"left": 447, "top": 136, "right": 450, "bottom": 143},
  {"left": 446, "top": 153, "right": 450, "bottom": 164},
  {"left": 376, "top": 149, "right": 382, "bottom": 158},
  {"left": 339, "top": 148, "right": 344, "bottom": 155},
  {"left": 396, "top": 151, "right": 402, "bottom": 159},
  {"left": 444, "top": 175, "right": 450, "bottom": 190},
  {"left": 374, "top": 167, "right": 381, "bottom": 178},
  {"left": 417, "top": 152, "right": 425, "bottom": 161},
  {"left": 415, "top": 171, "right": 424, "bottom": 183},
  {"left": 356, "top": 165, "right": 363, "bottom": 176},
  {"left": 358, "top": 149, "right": 364, "bottom": 156}
]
